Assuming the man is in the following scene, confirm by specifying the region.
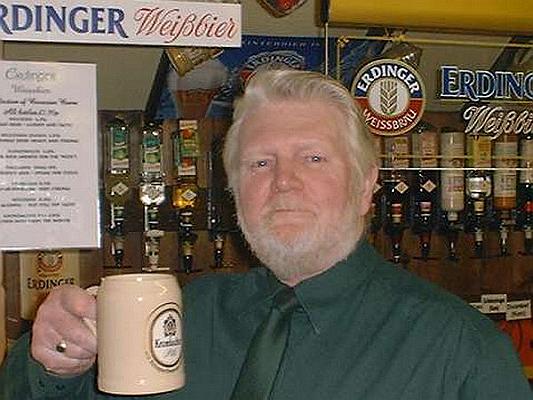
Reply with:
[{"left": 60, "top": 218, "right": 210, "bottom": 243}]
[{"left": 1, "top": 69, "right": 531, "bottom": 399}]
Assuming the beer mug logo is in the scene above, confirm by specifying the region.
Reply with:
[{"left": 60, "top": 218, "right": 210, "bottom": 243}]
[
  {"left": 147, "top": 303, "right": 183, "bottom": 371},
  {"left": 352, "top": 59, "right": 425, "bottom": 136}
]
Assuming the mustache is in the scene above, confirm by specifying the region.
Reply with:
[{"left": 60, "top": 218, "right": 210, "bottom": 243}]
[{"left": 266, "top": 199, "right": 311, "bottom": 213}]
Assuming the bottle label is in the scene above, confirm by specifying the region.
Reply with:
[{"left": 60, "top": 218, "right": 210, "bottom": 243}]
[
  {"left": 394, "top": 180, "right": 409, "bottom": 194},
  {"left": 173, "top": 133, "right": 181, "bottom": 170},
  {"left": 440, "top": 131, "right": 465, "bottom": 168},
  {"left": 493, "top": 140, "right": 518, "bottom": 206},
  {"left": 183, "top": 242, "right": 194, "bottom": 256},
  {"left": 441, "top": 173, "right": 464, "bottom": 193},
  {"left": 412, "top": 130, "right": 438, "bottom": 168},
  {"left": 494, "top": 142, "right": 518, "bottom": 168},
  {"left": 179, "top": 120, "right": 200, "bottom": 158},
  {"left": 421, "top": 179, "right": 436, "bottom": 193},
  {"left": 384, "top": 137, "right": 409, "bottom": 169},
  {"left": 520, "top": 139, "right": 533, "bottom": 183},
  {"left": 143, "top": 134, "right": 162, "bottom": 174},
  {"left": 467, "top": 136, "right": 492, "bottom": 168},
  {"left": 110, "top": 126, "right": 129, "bottom": 172},
  {"left": 467, "top": 176, "right": 492, "bottom": 197},
  {"left": 420, "top": 201, "right": 432, "bottom": 216},
  {"left": 391, "top": 203, "right": 402, "bottom": 223},
  {"left": 140, "top": 183, "right": 166, "bottom": 206},
  {"left": 147, "top": 303, "right": 183, "bottom": 371},
  {"left": 494, "top": 172, "right": 517, "bottom": 198},
  {"left": 111, "top": 181, "right": 129, "bottom": 197},
  {"left": 441, "top": 171, "right": 464, "bottom": 211},
  {"left": 172, "top": 184, "right": 199, "bottom": 209},
  {"left": 105, "top": 174, "right": 131, "bottom": 205}
]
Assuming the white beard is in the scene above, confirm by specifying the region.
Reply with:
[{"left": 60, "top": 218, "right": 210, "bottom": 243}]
[{"left": 237, "top": 203, "right": 363, "bottom": 285}]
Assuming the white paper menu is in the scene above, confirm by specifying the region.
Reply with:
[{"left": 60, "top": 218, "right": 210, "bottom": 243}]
[{"left": 0, "top": 61, "right": 99, "bottom": 250}]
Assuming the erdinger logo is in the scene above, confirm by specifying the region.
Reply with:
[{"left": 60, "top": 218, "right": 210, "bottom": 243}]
[
  {"left": 352, "top": 59, "right": 425, "bottom": 136},
  {"left": 36, "top": 251, "right": 63, "bottom": 276},
  {"left": 239, "top": 50, "right": 305, "bottom": 90}
]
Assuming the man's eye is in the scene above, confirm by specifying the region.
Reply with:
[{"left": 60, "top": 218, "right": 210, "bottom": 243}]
[
  {"left": 306, "top": 155, "right": 325, "bottom": 163},
  {"left": 253, "top": 159, "right": 269, "bottom": 168}
]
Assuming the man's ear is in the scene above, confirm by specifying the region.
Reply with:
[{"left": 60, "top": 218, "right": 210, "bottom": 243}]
[{"left": 356, "top": 165, "right": 378, "bottom": 216}]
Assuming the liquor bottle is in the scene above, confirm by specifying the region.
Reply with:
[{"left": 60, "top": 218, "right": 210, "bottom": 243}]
[
  {"left": 383, "top": 135, "right": 410, "bottom": 264},
  {"left": 517, "top": 132, "right": 533, "bottom": 254},
  {"left": 178, "top": 210, "right": 198, "bottom": 273},
  {"left": 0, "top": 253, "right": 5, "bottom": 363},
  {"left": 213, "top": 233, "right": 225, "bottom": 269},
  {"left": 104, "top": 116, "right": 131, "bottom": 268},
  {"left": 172, "top": 120, "right": 201, "bottom": 273},
  {"left": 369, "top": 134, "right": 384, "bottom": 245},
  {"left": 173, "top": 177, "right": 200, "bottom": 275},
  {"left": 440, "top": 128, "right": 465, "bottom": 260},
  {"left": 493, "top": 131, "right": 518, "bottom": 256},
  {"left": 206, "top": 144, "right": 228, "bottom": 269},
  {"left": 411, "top": 121, "right": 439, "bottom": 260},
  {"left": 139, "top": 121, "right": 167, "bottom": 271},
  {"left": 465, "top": 135, "right": 492, "bottom": 258}
]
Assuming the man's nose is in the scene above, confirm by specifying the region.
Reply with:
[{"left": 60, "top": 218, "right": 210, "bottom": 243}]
[{"left": 273, "top": 159, "right": 302, "bottom": 192}]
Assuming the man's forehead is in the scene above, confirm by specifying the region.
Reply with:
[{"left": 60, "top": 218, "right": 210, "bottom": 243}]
[
  {"left": 240, "top": 101, "right": 341, "bottom": 136},
  {"left": 240, "top": 135, "right": 335, "bottom": 153}
]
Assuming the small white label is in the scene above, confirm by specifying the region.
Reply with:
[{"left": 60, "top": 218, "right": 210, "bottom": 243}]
[
  {"left": 181, "top": 189, "right": 198, "bottom": 202},
  {"left": 506, "top": 300, "right": 531, "bottom": 321},
  {"left": 112, "top": 181, "right": 130, "bottom": 197},
  {"left": 481, "top": 293, "right": 507, "bottom": 314},
  {"left": 147, "top": 303, "right": 183, "bottom": 371}
]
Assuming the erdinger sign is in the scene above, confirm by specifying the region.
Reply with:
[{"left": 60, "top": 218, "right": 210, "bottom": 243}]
[
  {"left": 439, "top": 66, "right": 533, "bottom": 139},
  {"left": 0, "top": 0, "right": 241, "bottom": 47},
  {"left": 352, "top": 59, "right": 425, "bottom": 136}
]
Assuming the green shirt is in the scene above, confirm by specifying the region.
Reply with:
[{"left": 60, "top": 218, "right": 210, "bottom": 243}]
[{"left": 1, "top": 241, "right": 531, "bottom": 399}]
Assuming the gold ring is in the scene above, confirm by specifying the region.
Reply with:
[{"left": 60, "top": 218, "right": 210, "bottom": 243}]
[{"left": 55, "top": 340, "right": 67, "bottom": 353}]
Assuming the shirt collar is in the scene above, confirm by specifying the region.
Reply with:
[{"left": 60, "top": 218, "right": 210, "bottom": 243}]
[
  {"left": 245, "top": 240, "right": 379, "bottom": 335},
  {"left": 293, "top": 241, "right": 378, "bottom": 334}
]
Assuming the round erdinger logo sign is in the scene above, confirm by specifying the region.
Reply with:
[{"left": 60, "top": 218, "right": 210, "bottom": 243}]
[{"left": 352, "top": 59, "right": 425, "bottom": 136}]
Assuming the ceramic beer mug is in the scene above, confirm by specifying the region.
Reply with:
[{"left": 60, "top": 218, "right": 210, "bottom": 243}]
[{"left": 86, "top": 273, "right": 185, "bottom": 395}]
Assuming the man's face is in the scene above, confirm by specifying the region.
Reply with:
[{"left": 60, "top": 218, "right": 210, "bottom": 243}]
[{"left": 236, "top": 100, "right": 369, "bottom": 284}]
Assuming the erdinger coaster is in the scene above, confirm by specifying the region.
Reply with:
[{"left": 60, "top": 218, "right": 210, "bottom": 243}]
[{"left": 352, "top": 59, "right": 425, "bottom": 136}]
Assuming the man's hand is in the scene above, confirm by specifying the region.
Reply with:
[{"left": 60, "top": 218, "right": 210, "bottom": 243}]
[{"left": 31, "top": 285, "right": 97, "bottom": 376}]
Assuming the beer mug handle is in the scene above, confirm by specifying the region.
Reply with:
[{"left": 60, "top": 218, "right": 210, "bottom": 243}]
[{"left": 82, "top": 285, "right": 99, "bottom": 337}]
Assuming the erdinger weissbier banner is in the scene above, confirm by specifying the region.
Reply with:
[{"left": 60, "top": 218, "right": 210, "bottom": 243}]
[{"left": 0, "top": 0, "right": 241, "bottom": 47}]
